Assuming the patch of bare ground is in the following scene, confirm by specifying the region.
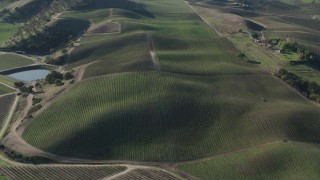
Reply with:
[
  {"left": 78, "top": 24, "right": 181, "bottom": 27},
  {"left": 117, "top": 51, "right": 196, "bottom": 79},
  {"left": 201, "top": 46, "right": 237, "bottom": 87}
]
[{"left": 147, "top": 33, "right": 161, "bottom": 71}]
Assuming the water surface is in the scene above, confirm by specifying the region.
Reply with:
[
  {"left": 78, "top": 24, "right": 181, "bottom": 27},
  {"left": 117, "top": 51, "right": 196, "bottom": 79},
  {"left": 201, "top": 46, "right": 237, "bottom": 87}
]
[{"left": 8, "top": 69, "right": 50, "bottom": 82}]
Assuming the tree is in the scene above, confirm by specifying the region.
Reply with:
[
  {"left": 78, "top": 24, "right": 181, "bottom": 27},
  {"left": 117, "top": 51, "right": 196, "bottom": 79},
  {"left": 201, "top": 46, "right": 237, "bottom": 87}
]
[
  {"left": 14, "top": 81, "right": 25, "bottom": 88},
  {"left": 64, "top": 72, "right": 74, "bottom": 80},
  {"left": 238, "top": 53, "right": 246, "bottom": 60},
  {"left": 252, "top": 32, "right": 259, "bottom": 39},
  {"left": 45, "top": 71, "right": 63, "bottom": 84}
]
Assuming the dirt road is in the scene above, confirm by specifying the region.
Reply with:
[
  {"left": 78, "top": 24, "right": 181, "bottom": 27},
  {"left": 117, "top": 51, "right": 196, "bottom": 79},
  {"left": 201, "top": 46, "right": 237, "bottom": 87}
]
[{"left": 147, "top": 33, "right": 161, "bottom": 71}]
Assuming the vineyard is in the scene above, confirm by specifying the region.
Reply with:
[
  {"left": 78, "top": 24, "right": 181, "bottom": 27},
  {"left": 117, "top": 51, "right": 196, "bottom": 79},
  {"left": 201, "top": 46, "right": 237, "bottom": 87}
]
[
  {"left": 69, "top": 33, "right": 154, "bottom": 78},
  {"left": 0, "top": 165, "right": 127, "bottom": 180},
  {"left": 178, "top": 142, "right": 320, "bottom": 179},
  {"left": 154, "top": 35, "right": 263, "bottom": 75},
  {"left": 0, "top": 93, "right": 15, "bottom": 128},
  {"left": 114, "top": 168, "right": 180, "bottom": 180},
  {"left": 23, "top": 72, "right": 320, "bottom": 161},
  {"left": 0, "top": 0, "right": 319, "bottom": 179},
  {"left": 0, "top": 54, "right": 34, "bottom": 71},
  {"left": 65, "top": 0, "right": 263, "bottom": 78}
]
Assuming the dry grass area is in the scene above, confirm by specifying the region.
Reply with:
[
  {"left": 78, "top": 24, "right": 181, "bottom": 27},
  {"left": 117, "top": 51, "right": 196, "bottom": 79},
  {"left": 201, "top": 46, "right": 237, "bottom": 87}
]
[{"left": 193, "top": 5, "right": 247, "bottom": 34}]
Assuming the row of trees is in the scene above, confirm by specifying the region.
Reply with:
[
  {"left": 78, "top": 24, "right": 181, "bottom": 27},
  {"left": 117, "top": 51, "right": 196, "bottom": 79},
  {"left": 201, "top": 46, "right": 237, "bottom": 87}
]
[{"left": 275, "top": 69, "right": 320, "bottom": 103}]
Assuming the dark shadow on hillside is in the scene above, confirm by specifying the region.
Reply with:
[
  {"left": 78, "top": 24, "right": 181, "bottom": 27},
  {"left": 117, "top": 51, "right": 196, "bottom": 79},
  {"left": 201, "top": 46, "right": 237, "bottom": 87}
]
[
  {"left": 75, "top": 0, "right": 154, "bottom": 18},
  {"left": 41, "top": 87, "right": 226, "bottom": 161},
  {"left": 14, "top": 18, "right": 90, "bottom": 55},
  {"left": 286, "top": 111, "right": 320, "bottom": 141}
]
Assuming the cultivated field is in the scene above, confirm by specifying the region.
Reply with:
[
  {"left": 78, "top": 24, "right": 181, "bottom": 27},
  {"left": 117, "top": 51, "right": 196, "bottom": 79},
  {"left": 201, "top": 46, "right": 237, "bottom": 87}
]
[
  {"left": 178, "top": 142, "right": 320, "bottom": 179},
  {"left": 0, "top": 165, "right": 127, "bottom": 180},
  {"left": 114, "top": 168, "right": 180, "bottom": 180},
  {"left": 23, "top": 72, "right": 320, "bottom": 161},
  {"left": 0, "top": 54, "right": 34, "bottom": 71},
  {"left": 69, "top": 33, "right": 154, "bottom": 78},
  {"left": 0, "top": 76, "right": 14, "bottom": 88},
  {"left": 2, "top": 0, "right": 319, "bottom": 179},
  {"left": 0, "top": 93, "right": 15, "bottom": 128}
]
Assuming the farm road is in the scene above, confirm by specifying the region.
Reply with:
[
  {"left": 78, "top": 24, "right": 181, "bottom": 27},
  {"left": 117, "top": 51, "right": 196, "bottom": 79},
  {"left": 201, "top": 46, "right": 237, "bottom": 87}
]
[{"left": 147, "top": 33, "right": 161, "bottom": 71}]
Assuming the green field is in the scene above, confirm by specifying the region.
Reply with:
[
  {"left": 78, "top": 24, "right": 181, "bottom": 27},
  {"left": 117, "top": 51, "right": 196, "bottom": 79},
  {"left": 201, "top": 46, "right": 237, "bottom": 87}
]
[
  {"left": 0, "top": 76, "right": 14, "bottom": 87},
  {"left": 0, "top": 83, "right": 14, "bottom": 95},
  {"left": 179, "top": 142, "right": 320, "bottom": 179},
  {"left": 0, "top": 54, "right": 34, "bottom": 71},
  {"left": 23, "top": 72, "right": 320, "bottom": 161},
  {"left": 0, "top": 23, "right": 18, "bottom": 47}
]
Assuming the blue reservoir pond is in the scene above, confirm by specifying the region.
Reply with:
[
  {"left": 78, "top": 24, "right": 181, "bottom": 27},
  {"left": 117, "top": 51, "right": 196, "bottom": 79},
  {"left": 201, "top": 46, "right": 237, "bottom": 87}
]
[{"left": 8, "top": 69, "right": 50, "bottom": 82}]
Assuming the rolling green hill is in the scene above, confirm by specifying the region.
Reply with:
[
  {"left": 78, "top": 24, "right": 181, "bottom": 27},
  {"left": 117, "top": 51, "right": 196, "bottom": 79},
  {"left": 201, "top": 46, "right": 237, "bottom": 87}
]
[
  {"left": 178, "top": 142, "right": 320, "bottom": 180},
  {"left": 15, "top": 0, "right": 320, "bottom": 179},
  {"left": 23, "top": 72, "right": 320, "bottom": 161}
]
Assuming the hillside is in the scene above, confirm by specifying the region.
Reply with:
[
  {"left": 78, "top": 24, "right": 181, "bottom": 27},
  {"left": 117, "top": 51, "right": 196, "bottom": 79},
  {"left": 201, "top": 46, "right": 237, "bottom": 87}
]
[{"left": 0, "top": 0, "right": 319, "bottom": 179}]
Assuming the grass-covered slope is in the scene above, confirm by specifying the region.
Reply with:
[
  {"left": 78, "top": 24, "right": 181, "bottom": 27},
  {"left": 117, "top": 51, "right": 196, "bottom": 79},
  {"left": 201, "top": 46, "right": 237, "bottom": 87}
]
[
  {"left": 0, "top": 23, "right": 19, "bottom": 47},
  {"left": 0, "top": 54, "right": 34, "bottom": 71},
  {"left": 178, "top": 142, "right": 320, "bottom": 180},
  {"left": 23, "top": 72, "right": 320, "bottom": 161}
]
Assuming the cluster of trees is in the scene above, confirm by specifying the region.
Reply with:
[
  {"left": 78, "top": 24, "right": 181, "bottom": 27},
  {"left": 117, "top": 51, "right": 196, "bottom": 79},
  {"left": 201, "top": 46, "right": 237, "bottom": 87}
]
[
  {"left": 45, "top": 71, "right": 73, "bottom": 86},
  {"left": 0, "top": 0, "right": 53, "bottom": 23},
  {"left": 275, "top": 69, "right": 320, "bottom": 103},
  {"left": 45, "top": 71, "right": 63, "bottom": 85},
  {"left": 9, "top": 18, "right": 89, "bottom": 54},
  {"left": 3, "top": 0, "right": 86, "bottom": 54},
  {"left": 14, "top": 81, "right": 33, "bottom": 94}
]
